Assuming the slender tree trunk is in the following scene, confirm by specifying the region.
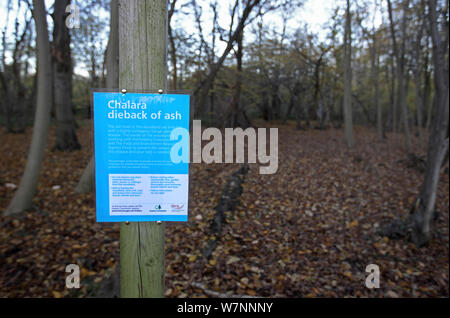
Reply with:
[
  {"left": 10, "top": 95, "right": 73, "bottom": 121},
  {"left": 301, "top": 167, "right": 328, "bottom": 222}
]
[
  {"left": 52, "top": 0, "right": 80, "bottom": 151},
  {"left": 210, "top": 81, "right": 215, "bottom": 115},
  {"left": 426, "top": 92, "right": 435, "bottom": 132},
  {"left": 412, "top": 4, "right": 426, "bottom": 149},
  {"left": 399, "top": 64, "right": 412, "bottom": 152},
  {"left": 413, "top": 72, "right": 425, "bottom": 148},
  {"left": 75, "top": 157, "right": 95, "bottom": 194},
  {"left": 371, "top": 32, "right": 382, "bottom": 141},
  {"left": 423, "top": 48, "right": 432, "bottom": 131},
  {"left": 11, "top": 55, "right": 28, "bottom": 133},
  {"left": 388, "top": 0, "right": 412, "bottom": 152},
  {"left": 106, "top": 0, "right": 119, "bottom": 89},
  {"left": 295, "top": 95, "right": 304, "bottom": 130},
  {"left": 390, "top": 50, "right": 397, "bottom": 133},
  {"left": 284, "top": 91, "right": 295, "bottom": 122},
  {"left": 169, "top": 35, "right": 177, "bottom": 90},
  {"left": 226, "top": 30, "right": 248, "bottom": 128},
  {"left": 411, "top": 0, "right": 449, "bottom": 247},
  {"left": 271, "top": 83, "right": 281, "bottom": 120},
  {"left": 343, "top": 0, "right": 354, "bottom": 147},
  {"left": 313, "top": 61, "right": 321, "bottom": 126},
  {"left": 118, "top": 0, "right": 166, "bottom": 298},
  {"left": 168, "top": 0, "right": 177, "bottom": 90},
  {"left": 304, "top": 94, "right": 311, "bottom": 128},
  {"left": 75, "top": 0, "right": 119, "bottom": 194},
  {"left": 5, "top": 0, "right": 52, "bottom": 216}
]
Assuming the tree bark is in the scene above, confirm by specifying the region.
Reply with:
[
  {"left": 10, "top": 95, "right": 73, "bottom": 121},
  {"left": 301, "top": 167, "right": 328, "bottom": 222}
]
[
  {"left": 386, "top": 48, "right": 396, "bottom": 133},
  {"left": 75, "top": 157, "right": 94, "bottom": 194},
  {"left": 295, "top": 94, "right": 304, "bottom": 130},
  {"left": 387, "top": 0, "right": 412, "bottom": 152},
  {"left": 52, "top": 0, "right": 80, "bottom": 151},
  {"left": 226, "top": 29, "right": 250, "bottom": 128},
  {"left": 106, "top": 0, "right": 119, "bottom": 89},
  {"left": 412, "top": 3, "right": 426, "bottom": 149},
  {"left": 343, "top": 0, "right": 354, "bottom": 147},
  {"left": 411, "top": 0, "right": 449, "bottom": 247},
  {"left": 413, "top": 72, "right": 425, "bottom": 148},
  {"left": 371, "top": 32, "right": 382, "bottom": 141},
  {"left": 118, "top": 0, "right": 166, "bottom": 298},
  {"left": 5, "top": 0, "right": 52, "bottom": 216},
  {"left": 168, "top": 0, "right": 177, "bottom": 90}
]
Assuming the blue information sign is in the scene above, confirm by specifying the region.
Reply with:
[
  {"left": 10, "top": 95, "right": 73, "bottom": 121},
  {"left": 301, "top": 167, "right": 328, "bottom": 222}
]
[{"left": 93, "top": 92, "right": 190, "bottom": 222}]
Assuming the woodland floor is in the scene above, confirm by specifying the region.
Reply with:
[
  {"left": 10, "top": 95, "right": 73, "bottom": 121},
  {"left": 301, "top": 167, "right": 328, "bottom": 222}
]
[{"left": 0, "top": 120, "right": 448, "bottom": 298}]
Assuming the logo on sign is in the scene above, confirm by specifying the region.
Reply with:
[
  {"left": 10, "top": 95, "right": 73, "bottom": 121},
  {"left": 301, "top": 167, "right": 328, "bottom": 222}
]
[{"left": 149, "top": 204, "right": 166, "bottom": 212}]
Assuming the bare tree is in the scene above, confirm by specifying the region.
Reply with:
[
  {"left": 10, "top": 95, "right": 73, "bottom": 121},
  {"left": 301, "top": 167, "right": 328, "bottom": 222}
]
[
  {"left": 410, "top": 0, "right": 449, "bottom": 247},
  {"left": 193, "top": 0, "right": 266, "bottom": 117},
  {"left": 5, "top": 0, "right": 52, "bottom": 216},
  {"left": 224, "top": 0, "right": 254, "bottom": 127}
]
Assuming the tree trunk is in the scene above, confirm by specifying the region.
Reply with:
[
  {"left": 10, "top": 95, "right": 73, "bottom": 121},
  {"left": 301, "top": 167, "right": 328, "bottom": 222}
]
[
  {"left": 386, "top": 49, "right": 396, "bottom": 133},
  {"left": 5, "top": 0, "right": 52, "bottom": 216},
  {"left": 106, "top": 0, "right": 119, "bottom": 89},
  {"left": 75, "top": 0, "right": 119, "bottom": 194},
  {"left": 75, "top": 157, "right": 94, "bottom": 194},
  {"left": 271, "top": 85, "right": 281, "bottom": 120},
  {"left": 399, "top": 64, "right": 412, "bottom": 152},
  {"left": 226, "top": 30, "right": 249, "bottom": 128},
  {"left": 387, "top": 0, "right": 412, "bottom": 152},
  {"left": 284, "top": 91, "right": 295, "bottom": 123},
  {"left": 413, "top": 72, "right": 425, "bottom": 148},
  {"left": 423, "top": 48, "right": 432, "bottom": 131},
  {"left": 371, "top": 32, "right": 382, "bottom": 141},
  {"left": 343, "top": 0, "right": 354, "bottom": 147},
  {"left": 193, "top": 0, "right": 261, "bottom": 117},
  {"left": 426, "top": 92, "right": 435, "bottom": 132},
  {"left": 52, "top": 0, "right": 80, "bottom": 151},
  {"left": 168, "top": 0, "right": 177, "bottom": 90},
  {"left": 313, "top": 59, "right": 322, "bottom": 127},
  {"left": 411, "top": 0, "right": 449, "bottom": 247},
  {"left": 118, "top": 0, "right": 166, "bottom": 298},
  {"left": 412, "top": 5, "right": 426, "bottom": 149},
  {"left": 295, "top": 95, "right": 304, "bottom": 130},
  {"left": 10, "top": 51, "right": 28, "bottom": 133}
]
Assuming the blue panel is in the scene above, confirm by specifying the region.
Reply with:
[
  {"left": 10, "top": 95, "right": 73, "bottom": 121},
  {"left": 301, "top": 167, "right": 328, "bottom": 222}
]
[{"left": 93, "top": 92, "right": 190, "bottom": 222}]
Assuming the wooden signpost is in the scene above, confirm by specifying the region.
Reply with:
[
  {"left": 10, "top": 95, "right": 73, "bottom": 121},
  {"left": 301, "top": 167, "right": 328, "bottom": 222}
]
[{"left": 118, "top": 0, "right": 167, "bottom": 298}]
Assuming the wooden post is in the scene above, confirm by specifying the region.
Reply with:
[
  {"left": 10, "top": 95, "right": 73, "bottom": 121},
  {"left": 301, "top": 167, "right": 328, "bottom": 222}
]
[{"left": 118, "top": 0, "right": 167, "bottom": 298}]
